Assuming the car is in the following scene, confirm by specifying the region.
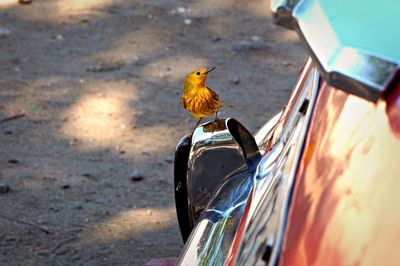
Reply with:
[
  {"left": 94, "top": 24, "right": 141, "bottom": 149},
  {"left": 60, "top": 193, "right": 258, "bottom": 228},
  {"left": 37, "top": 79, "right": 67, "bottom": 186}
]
[{"left": 173, "top": 0, "right": 400, "bottom": 265}]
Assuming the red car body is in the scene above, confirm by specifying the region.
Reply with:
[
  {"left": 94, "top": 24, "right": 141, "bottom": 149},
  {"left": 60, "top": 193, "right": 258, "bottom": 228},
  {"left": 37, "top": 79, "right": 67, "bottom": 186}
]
[{"left": 280, "top": 78, "right": 400, "bottom": 266}]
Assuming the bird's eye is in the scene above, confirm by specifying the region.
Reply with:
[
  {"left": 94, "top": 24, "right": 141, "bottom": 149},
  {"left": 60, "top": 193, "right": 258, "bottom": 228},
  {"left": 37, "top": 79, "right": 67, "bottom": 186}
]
[{"left": 196, "top": 72, "right": 201, "bottom": 76}]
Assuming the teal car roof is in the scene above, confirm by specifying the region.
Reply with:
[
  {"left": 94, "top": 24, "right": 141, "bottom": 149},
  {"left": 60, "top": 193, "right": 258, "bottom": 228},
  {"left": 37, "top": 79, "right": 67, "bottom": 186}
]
[{"left": 272, "top": 0, "right": 400, "bottom": 101}]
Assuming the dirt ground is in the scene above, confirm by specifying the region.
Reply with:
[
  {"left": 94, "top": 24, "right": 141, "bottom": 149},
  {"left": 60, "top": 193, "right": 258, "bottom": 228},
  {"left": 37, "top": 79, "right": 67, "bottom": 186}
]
[{"left": 0, "top": 0, "right": 306, "bottom": 265}]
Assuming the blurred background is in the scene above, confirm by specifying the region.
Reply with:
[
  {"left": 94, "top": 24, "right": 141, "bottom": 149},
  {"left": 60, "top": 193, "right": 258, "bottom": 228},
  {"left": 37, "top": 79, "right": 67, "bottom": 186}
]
[{"left": 0, "top": 0, "right": 305, "bottom": 265}]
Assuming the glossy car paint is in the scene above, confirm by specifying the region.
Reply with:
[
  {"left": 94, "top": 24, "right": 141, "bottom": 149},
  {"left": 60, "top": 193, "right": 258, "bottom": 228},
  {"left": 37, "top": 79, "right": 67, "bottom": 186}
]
[{"left": 279, "top": 81, "right": 400, "bottom": 266}]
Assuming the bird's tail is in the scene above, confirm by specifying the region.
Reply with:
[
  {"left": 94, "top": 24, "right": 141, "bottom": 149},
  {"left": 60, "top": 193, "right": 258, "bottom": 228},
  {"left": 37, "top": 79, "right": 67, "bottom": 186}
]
[{"left": 220, "top": 102, "right": 233, "bottom": 108}]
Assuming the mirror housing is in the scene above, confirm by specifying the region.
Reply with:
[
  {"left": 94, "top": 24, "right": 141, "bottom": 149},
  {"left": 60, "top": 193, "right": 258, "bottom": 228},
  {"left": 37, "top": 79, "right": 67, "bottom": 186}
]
[{"left": 174, "top": 118, "right": 259, "bottom": 242}]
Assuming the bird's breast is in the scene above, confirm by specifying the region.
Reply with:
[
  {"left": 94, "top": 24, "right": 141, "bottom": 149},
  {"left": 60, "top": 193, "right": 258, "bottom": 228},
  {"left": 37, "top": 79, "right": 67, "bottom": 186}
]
[{"left": 183, "top": 88, "right": 219, "bottom": 118}]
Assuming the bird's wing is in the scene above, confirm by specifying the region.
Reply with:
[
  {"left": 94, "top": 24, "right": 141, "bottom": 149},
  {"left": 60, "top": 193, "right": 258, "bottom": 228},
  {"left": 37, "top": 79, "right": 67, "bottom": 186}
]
[
  {"left": 207, "top": 87, "right": 220, "bottom": 102},
  {"left": 207, "top": 86, "right": 233, "bottom": 108}
]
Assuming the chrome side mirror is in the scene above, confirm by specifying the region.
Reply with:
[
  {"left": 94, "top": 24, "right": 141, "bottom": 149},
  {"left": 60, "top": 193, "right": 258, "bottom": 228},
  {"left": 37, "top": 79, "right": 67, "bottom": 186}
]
[{"left": 174, "top": 118, "right": 259, "bottom": 242}]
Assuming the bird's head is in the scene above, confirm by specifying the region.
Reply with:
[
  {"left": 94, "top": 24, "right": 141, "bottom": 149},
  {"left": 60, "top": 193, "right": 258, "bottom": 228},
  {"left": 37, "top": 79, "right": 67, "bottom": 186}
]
[{"left": 183, "top": 67, "right": 215, "bottom": 88}]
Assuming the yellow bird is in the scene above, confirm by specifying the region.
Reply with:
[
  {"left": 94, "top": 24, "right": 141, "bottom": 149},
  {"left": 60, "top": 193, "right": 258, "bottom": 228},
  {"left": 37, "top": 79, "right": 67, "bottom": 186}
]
[{"left": 180, "top": 67, "right": 232, "bottom": 132}]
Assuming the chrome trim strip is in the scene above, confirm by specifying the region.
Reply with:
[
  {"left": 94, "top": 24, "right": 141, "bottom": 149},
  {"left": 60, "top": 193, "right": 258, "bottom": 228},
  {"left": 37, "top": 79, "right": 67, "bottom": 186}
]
[
  {"left": 271, "top": 0, "right": 400, "bottom": 102},
  {"left": 235, "top": 65, "right": 319, "bottom": 265},
  {"left": 270, "top": 65, "right": 319, "bottom": 266},
  {"left": 254, "top": 111, "right": 282, "bottom": 153}
]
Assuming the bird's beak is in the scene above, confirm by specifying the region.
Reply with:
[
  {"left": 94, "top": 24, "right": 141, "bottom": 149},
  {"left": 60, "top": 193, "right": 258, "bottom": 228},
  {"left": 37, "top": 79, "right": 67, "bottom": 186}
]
[{"left": 205, "top": 66, "right": 216, "bottom": 74}]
